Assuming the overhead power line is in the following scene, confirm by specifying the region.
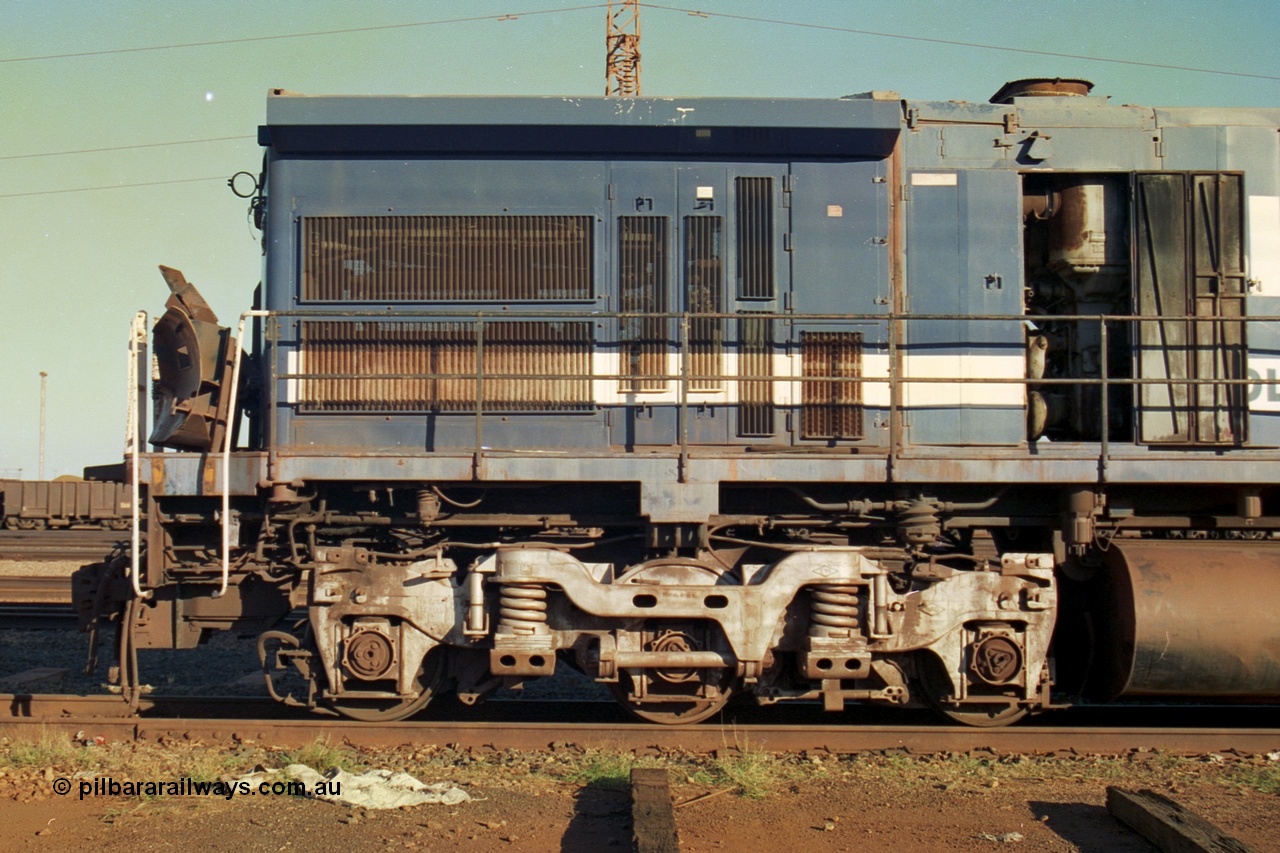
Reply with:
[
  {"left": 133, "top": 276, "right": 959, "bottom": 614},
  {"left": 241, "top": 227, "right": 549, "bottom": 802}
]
[
  {"left": 3, "top": 2, "right": 1273, "bottom": 82},
  {"left": 4, "top": 5, "right": 1274, "bottom": 199},
  {"left": 0, "top": 176, "right": 226, "bottom": 200},
  {"left": 1, "top": 5, "right": 608, "bottom": 63},
  {"left": 647, "top": 4, "right": 1280, "bottom": 82},
  {"left": 0, "top": 136, "right": 255, "bottom": 161}
]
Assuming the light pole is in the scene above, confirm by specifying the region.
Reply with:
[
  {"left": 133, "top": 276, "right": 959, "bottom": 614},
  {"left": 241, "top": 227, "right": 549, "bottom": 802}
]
[{"left": 39, "top": 371, "right": 47, "bottom": 480}]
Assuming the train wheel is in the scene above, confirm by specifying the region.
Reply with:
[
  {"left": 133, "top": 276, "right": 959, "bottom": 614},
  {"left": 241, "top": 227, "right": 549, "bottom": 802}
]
[
  {"left": 609, "top": 627, "right": 738, "bottom": 724},
  {"left": 607, "top": 560, "right": 740, "bottom": 724},
  {"left": 609, "top": 674, "right": 737, "bottom": 725},
  {"left": 916, "top": 652, "right": 1028, "bottom": 728},
  {"left": 328, "top": 648, "right": 446, "bottom": 723}
]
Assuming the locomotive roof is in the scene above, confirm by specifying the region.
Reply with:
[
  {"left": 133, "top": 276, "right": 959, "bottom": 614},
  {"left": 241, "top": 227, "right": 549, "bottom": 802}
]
[
  {"left": 258, "top": 90, "right": 1280, "bottom": 158},
  {"left": 258, "top": 91, "right": 904, "bottom": 157}
]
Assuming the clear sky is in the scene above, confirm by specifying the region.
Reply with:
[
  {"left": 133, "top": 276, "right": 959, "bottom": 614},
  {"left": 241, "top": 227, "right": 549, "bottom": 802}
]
[{"left": 2, "top": 0, "right": 1278, "bottom": 478}]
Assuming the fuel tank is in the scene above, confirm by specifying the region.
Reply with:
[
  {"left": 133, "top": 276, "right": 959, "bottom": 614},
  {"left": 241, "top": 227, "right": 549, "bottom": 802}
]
[{"left": 1081, "top": 540, "right": 1280, "bottom": 701}]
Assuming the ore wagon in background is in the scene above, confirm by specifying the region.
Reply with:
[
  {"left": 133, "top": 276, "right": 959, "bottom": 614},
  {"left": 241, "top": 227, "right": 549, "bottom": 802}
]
[{"left": 2, "top": 472, "right": 129, "bottom": 530}]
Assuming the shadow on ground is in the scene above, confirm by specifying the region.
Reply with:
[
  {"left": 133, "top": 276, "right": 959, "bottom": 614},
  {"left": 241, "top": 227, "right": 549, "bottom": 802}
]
[
  {"left": 561, "top": 784, "right": 632, "bottom": 852},
  {"left": 1030, "top": 800, "right": 1155, "bottom": 852}
]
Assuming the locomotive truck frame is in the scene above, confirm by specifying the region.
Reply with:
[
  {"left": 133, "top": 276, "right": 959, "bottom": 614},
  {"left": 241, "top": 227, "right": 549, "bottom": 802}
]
[{"left": 76, "top": 79, "right": 1280, "bottom": 725}]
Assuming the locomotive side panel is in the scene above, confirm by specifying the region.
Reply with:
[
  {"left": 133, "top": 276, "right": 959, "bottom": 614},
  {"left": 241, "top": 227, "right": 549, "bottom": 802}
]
[
  {"left": 787, "top": 159, "right": 891, "bottom": 447},
  {"left": 903, "top": 169, "right": 1025, "bottom": 445},
  {"left": 262, "top": 156, "right": 905, "bottom": 456},
  {"left": 267, "top": 157, "right": 613, "bottom": 453}
]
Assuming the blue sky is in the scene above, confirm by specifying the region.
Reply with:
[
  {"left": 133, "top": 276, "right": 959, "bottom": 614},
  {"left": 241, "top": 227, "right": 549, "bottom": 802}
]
[{"left": 2, "top": 0, "right": 1278, "bottom": 477}]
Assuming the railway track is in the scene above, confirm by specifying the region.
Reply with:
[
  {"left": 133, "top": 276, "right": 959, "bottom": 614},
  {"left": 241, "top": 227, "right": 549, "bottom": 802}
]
[
  {"left": 0, "top": 529, "right": 123, "bottom": 562},
  {"left": 0, "top": 574, "right": 73, "bottom": 604},
  {"left": 0, "top": 605, "right": 76, "bottom": 629},
  {"left": 4, "top": 694, "right": 1279, "bottom": 755},
  {"left": 0, "top": 574, "right": 76, "bottom": 628}
]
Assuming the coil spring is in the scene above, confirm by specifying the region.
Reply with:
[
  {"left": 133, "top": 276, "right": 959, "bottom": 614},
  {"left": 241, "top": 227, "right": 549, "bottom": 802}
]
[
  {"left": 899, "top": 499, "right": 941, "bottom": 547},
  {"left": 415, "top": 487, "right": 440, "bottom": 525},
  {"left": 498, "top": 583, "right": 548, "bottom": 636},
  {"left": 809, "top": 584, "right": 861, "bottom": 638}
]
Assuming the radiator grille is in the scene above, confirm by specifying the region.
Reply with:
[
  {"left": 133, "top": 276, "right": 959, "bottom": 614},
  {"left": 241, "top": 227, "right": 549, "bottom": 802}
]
[
  {"left": 298, "top": 320, "right": 592, "bottom": 412},
  {"left": 618, "top": 216, "right": 669, "bottom": 392},
  {"left": 735, "top": 177, "right": 775, "bottom": 299},
  {"left": 737, "top": 315, "right": 774, "bottom": 437},
  {"left": 801, "top": 331, "right": 863, "bottom": 439},
  {"left": 302, "top": 215, "right": 593, "bottom": 302},
  {"left": 685, "top": 216, "right": 724, "bottom": 392}
]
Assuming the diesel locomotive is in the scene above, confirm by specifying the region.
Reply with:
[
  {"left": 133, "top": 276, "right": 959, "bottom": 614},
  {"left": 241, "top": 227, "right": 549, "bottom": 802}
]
[{"left": 76, "top": 79, "right": 1280, "bottom": 725}]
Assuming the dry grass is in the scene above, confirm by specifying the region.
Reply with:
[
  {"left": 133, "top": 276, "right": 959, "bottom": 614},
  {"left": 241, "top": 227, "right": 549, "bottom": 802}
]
[
  {"left": 4, "top": 729, "right": 1279, "bottom": 804},
  {"left": 2, "top": 726, "right": 100, "bottom": 772},
  {"left": 276, "top": 737, "right": 361, "bottom": 774},
  {"left": 698, "top": 748, "right": 787, "bottom": 799}
]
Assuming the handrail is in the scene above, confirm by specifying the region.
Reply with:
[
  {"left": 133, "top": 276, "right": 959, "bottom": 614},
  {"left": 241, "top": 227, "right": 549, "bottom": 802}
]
[
  {"left": 261, "top": 309, "right": 1272, "bottom": 391},
  {"left": 679, "top": 313, "right": 690, "bottom": 481},
  {"left": 474, "top": 315, "right": 485, "bottom": 471},
  {"left": 1099, "top": 319, "right": 1110, "bottom": 476},
  {"left": 129, "top": 304, "right": 1274, "bottom": 598},
  {"left": 126, "top": 312, "right": 151, "bottom": 600},
  {"left": 253, "top": 308, "right": 1280, "bottom": 322},
  {"left": 216, "top": 310, "right": 269, "bottom": 599},
  {"left": 252, "top": 303, "right": 1275, "bottom": 423},
  {"left": 249, "top": 307, "right": 1274, "bottom": 483}
]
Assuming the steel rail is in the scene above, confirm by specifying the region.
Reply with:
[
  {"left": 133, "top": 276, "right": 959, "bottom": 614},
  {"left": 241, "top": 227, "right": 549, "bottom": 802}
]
[
  {"left": 3, "top": 714, "right": 1277, "bottom": 755},
  {"left": 0, "top": 574, "right": 77, "bottom": 629},
  {"left": 0, "top": 605, "right": 77, "bottom": 629},
  {"left": 0, "top": 575, "right": 73, "bottom": 605},
  {"left": 0, "top": 530, "right": 122, "bottom": 562},
  {"left": 4, "top": 694, "right": 1279, "bottom": 754}
]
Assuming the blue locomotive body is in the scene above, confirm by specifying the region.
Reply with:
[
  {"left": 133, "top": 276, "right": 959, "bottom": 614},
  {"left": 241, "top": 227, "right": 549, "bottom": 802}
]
[{"left": 93, "top": 81, "right": 1280, "bottom": 724}]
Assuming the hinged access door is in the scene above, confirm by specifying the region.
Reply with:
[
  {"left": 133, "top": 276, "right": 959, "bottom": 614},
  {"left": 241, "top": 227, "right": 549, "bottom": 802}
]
[
  {"left": 1135, "top": 172, "right": 1247, "bottom": 444},
  {"left": 607, "top": 163, "right": 790, "bottom": 447}
]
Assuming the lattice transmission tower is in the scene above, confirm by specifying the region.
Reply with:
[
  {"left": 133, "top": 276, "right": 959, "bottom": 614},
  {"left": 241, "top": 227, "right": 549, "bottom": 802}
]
[{"left": 606, "top": 0, "right": 641, "bottom": 97}]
